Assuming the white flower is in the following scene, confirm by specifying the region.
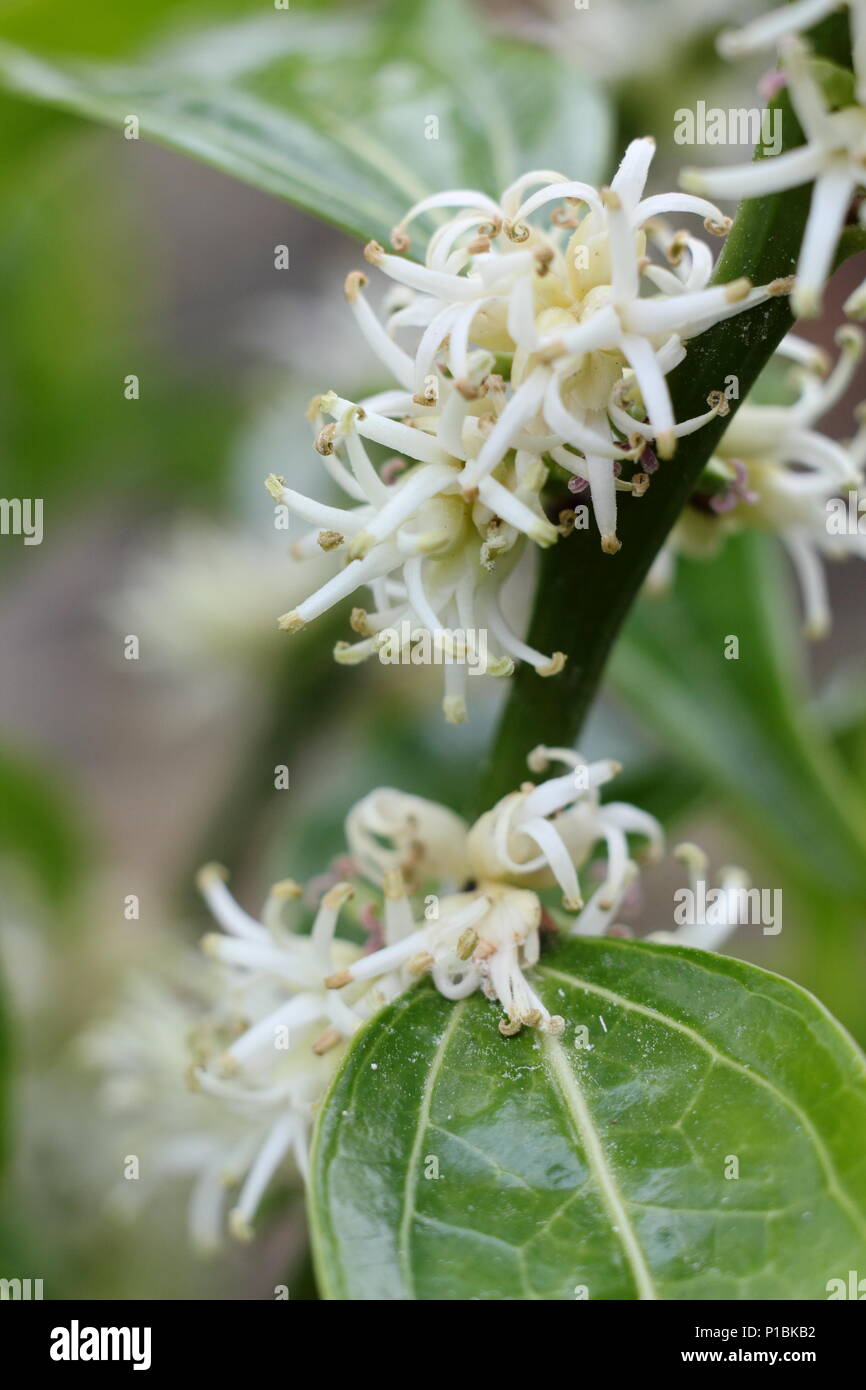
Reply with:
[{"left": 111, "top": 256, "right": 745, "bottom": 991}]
[
  {"left": 365, "top": 138, "right": 787, "bottom": 547},
  {"left": 86, "top": 767, "right": 748, "bottom": 1243},
  {"left": 269, "top": 379, "right": 567, "bottom": 725},
  {"left": 108, "top": 517, "right": 336, "bottom": 720},
  {"left": 717, "top": 0, "right": 866, "bottom": 105},
  {"left": 79, "top": 958, "right": 325, "bottom": 1253},
  {"left": 326, "top": 746, "right": 664, "bottom": 1035},
  {"left": 269, "top": 145, "right": 790, "bottom": 720},
  {"left": 647, "top": 326, "right": 866, "bottom": 636},
  {"left": 83, "top": 874, "right": 394, "bottom": 1248},
  {"left": 682, "top": 37, "right": 866, "bottom": 319},
  {"left": 192, "top": 864, "right": 399, "bottom": 1240}
]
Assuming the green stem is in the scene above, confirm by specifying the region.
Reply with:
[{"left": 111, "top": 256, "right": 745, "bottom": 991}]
[{"left": 476, "top": 16, "right": 854, "bottom": 810}]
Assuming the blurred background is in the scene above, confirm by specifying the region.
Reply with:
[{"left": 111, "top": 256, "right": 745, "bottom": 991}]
[{"left": 0, "top": 0, "right": 865, "bottom": 1298}]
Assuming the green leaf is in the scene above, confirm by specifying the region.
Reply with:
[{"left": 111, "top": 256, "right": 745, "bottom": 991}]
[
  {"left": 309, "top": 936, "right": 866, "bottom": 1301},
  {"left": 0, "top": 746, "right": 85, "bottom": 907},
  {"left": 611, "top": 533, "right": 866, "bottom": 903},
  {"left": 0, "top": 971, "right": 8, "bottom": 1179},
  {"left": 0, "top": 0, "right": 612, "bottom": 245}
]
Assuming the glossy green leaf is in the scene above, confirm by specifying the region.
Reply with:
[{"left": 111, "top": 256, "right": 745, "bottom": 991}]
[
  {"left": 0, "top": 0, "right": 612, "bottom": 245},
  {"left": 309, "top": 936, "right": 866, "bottom": 1300}
]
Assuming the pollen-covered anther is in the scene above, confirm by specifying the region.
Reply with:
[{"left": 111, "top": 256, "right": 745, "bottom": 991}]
[
  {"left": 324, "top": 968, "right": 352, "bottom": 990},
  {"left": 317, "top": 530, "right": 344, "bottom": 551},
  {"left": 337, "top": 404, "right": 366, "bottom": 434},
  {"left": 503, "top": 218, "right": 531, "bottom": 243},
  {"left": 310, "top": 1027, "right": 341, "bottom": 1057},
  {"left": 667, "top": 232, "right": 689, "bottom": 265},
  {"left": 333, "top": 640, "right": 368, "bottom": 665},
  {"left": 499, "top": 1017, "right": 523, "bottom": 1036},
  {"left": 526, "top": 746, "right": 550, "bottom": 774},
  {"left": 478, "top": 217, "right": 502, "bottom": 239},
  {"left": 271, "top": 878, "right": 303, "bottom": 900},
  {"left": 558, "top": 508, "right": 577, "bottom": 536},
  {"left": 389, "top": 227, "right": 411, "bottom": 253},
  {"left": 350, "top": 606, "right": 373, "bottom": 637},
  {"left": 704, "top": 214, "right": 733, "bottom": 236},
  {"left": 537, "top": 651, "right": 567, "bottom": 676},
  {"left": 323, "top": 881, "right": 354, "bottom": 912},
  {"left": 196, "top": 861, "right": 229, "bottom": 893},
  {"left": 363, "top": 240, "right": 386, "bottom": 266},
  {"left": 408, "top": 951, "right": 434, "bottom": 977},
  {"left": 343, "top": 270, "right": 369, "bottom": 303},
  {"left": 674, "top": 840, "right": 709, "bottom": 872},
  {"left": 383, "top": 867, "right": 406, "bottom": 901},
  {"left": 768, "top": 275, "right": 795, "bottom": 296},
  {"left": 631, "top": 472, "right": 650, "bottom": 497},
  {"left": 228, "top": 1210, "right": 254, "bottom": 1245},
  {"left": 315, "top": 424, "right": 337, "bottom": 455},
  {"left": 455, "top": 378, "right": 482, "bottom": 400},
  {"left": 534, "top": 247, "right": 554, "bottom": 276},
  {"left": 264, "top": 473, "right": 285, "bottom": 502},
  {"left": 601, "top": 532, "right": 623, "bottom": 554},
  {"left": 457, "top": 928, "right": 479, "bottom": 960},
  {"left": 277, "top": 610, "right": 305, "bottom": 634},
  {"left": 707, "top": 389, "right": 730, "bottom": 417},
  {"left": 467, "top": 235, "right": 491, "bottom": 255}
]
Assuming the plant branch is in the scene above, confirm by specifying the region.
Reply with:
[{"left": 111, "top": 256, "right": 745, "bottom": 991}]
[{"left": 475, "top": 16, "right": 856, "bottom": 810}]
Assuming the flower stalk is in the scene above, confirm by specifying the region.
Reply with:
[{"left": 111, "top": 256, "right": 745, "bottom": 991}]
[{"left": 477, "top": 12, "right": 857, "bottom": 811}]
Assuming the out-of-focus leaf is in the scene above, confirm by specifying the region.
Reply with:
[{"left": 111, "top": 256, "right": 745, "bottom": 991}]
[
  {"left": 309, "top": 936, "right": 866, "bottom": 1300},
  {"left": 0, "top": 746, "right": 85, "bottom": 906},
  {"left": 0, "top": 0, "right": 612, "bottom": 245},
  {"left": 0, "top": 974, "right": 8, "bottom": 1178},
  {"left": 0, "top": 103, "right": 243, "bottom": 524},
  {"left": 610, "top": 533, "right": 866, "bottom": 903}
]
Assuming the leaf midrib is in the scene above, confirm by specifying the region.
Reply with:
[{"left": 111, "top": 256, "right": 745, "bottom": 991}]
[
  {"left": 397, "top": 998, "right": 467, "bottom": 1298},
  {"left": 542, "top": 1032, "right": 659, "bottom": 1301}
]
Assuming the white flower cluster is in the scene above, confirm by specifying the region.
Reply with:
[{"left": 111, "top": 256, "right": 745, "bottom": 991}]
[
  {"left": 86, "top": 752, "right": 746, "bottom": 1245},
  {"left": 271, "top": 139, "right": 790, "bottom": 721},
  {"left": 685, "top": 6, "right": 866, "bottom": 318},
  {"left": 647, "top": 326, "right": 866, "bottom": 635}
]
